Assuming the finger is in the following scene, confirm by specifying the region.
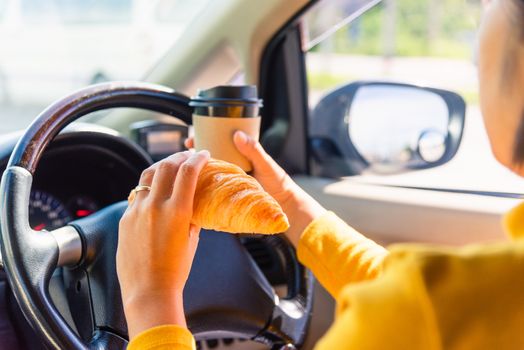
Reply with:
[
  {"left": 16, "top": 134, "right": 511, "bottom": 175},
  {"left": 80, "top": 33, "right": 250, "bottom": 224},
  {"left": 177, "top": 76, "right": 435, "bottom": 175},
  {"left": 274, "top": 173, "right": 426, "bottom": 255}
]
[
  {"left": 171, "top": 150, "right": 210, "bottom": 214},
  {"left": 127, "top": 189, "right": 137, "bottom": 205},
  {"left": 184, "top": 137, "right": 194, "bottom": 149},
  {"left": 132, "top": 165, "right": 157, "bottom": 204},
  {"left": 233, "top": 131, "right": 278, "bottom": 173},
  {"left": 131, "top": 151, "right": 193, "bottom": 206},
  {"left": 150, "top": 151, "right": 193, "bottom": 201}
]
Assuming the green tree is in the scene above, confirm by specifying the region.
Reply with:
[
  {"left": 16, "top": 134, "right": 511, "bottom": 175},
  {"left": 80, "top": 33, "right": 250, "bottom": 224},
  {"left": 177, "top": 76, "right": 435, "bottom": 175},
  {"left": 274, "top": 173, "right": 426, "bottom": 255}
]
[{"left": 312, "top": 0, "right": 481, "bottom": 59}]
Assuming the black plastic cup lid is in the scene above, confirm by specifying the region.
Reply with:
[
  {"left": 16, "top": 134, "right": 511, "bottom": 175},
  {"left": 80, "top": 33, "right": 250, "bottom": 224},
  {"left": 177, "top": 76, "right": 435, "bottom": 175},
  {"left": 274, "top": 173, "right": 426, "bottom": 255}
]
[{"left": 189, "top": 85, "right": 263, "bottom": 108}]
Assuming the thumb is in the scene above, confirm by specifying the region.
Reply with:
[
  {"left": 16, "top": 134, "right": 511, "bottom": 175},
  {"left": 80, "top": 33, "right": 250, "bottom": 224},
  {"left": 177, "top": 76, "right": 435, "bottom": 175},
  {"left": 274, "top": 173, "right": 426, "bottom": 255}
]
[
  {"left": 233, "top": 130, "right": 269, "bottom": 167},
  {"left": 233, "top": 131, "right": 291, "bottom": 194}
]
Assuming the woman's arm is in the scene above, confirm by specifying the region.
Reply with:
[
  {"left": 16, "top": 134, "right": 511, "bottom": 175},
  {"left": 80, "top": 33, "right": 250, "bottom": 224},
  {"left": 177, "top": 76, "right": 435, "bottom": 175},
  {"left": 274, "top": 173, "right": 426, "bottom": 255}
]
[
  {"left": 312, "top": 254, "right": 438, "bottom": 350},
  {"left": 297, "top": 210, "right": 388, "bottom": 297},
  {"left": 117, "top": 150, "right": 210, "bottom": 345}
]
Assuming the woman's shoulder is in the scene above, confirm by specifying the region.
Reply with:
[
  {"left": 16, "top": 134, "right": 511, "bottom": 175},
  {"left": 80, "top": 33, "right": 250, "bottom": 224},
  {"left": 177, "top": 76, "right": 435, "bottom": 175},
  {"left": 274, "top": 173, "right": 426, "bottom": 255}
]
[{"left": 333, "top": 240, "right": 524, "bottom": 349}]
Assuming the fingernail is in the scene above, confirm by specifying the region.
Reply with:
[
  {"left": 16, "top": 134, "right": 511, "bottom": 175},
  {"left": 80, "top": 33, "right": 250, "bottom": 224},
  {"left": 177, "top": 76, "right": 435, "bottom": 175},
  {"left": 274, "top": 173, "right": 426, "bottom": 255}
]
[{"left": 235, "top": 130, "right": 248, "bottom": 144}]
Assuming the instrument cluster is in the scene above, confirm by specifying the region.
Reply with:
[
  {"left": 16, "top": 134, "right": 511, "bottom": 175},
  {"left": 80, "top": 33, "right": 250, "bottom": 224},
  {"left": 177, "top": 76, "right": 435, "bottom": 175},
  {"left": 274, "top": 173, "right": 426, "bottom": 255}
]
[{"left": 29, "top": 190, "right": 99, "bottom": 231}]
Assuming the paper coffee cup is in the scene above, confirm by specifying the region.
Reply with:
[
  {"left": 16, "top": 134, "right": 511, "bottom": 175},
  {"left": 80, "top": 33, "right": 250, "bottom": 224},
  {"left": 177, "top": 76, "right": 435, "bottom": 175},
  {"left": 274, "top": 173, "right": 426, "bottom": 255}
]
[
  {"left": 190, "top": 85, "right": 263, "bottom": 172},
  {"left": 193, "top": 115, "right": 260, "bottom": 171}
]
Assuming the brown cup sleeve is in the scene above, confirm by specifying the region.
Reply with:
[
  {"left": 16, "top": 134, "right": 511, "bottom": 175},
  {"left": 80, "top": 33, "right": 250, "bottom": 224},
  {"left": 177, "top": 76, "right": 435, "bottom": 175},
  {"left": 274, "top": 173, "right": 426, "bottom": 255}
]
[{"left": 192, "top": 115, "right": 261, "bottom": 172}]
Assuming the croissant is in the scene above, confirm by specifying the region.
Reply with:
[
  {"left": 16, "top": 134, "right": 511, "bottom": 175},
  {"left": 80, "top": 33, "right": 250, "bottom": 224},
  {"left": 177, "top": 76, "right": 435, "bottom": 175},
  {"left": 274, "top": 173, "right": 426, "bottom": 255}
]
[
  {"left": 192, "top": 159, "right": 289, "bottom": 234},
  {"left": 128, "top": 158, "right": 290, "bottom": 234}
]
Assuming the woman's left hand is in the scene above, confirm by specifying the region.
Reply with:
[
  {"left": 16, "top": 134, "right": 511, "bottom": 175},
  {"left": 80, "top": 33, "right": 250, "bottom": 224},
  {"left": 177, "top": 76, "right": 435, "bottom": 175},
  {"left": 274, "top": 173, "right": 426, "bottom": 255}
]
[{"left": 117, "top": 150, "right": 210, "bottom": 339}]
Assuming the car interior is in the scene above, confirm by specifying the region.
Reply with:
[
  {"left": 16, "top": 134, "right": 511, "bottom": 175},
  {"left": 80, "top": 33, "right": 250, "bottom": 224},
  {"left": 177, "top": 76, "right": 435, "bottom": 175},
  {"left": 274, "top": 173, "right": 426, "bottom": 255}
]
[{"left": 0, "top": 0, "right": 519, "bottom": 349}]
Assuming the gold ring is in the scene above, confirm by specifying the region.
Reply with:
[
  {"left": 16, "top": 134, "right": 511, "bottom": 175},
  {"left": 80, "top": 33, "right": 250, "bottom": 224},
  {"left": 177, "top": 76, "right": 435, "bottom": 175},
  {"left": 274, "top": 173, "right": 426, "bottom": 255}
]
[
  {"left": 128, "top": 185, "right": 152, "bottom": 204},
  {"left": 134, "top": 185, "right": 152, "bottom": 193}
]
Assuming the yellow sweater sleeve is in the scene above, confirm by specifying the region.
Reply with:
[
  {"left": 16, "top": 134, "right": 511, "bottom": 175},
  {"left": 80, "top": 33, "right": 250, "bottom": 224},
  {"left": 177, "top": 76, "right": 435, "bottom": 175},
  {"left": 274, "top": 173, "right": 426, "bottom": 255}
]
[
  {"left": 313, "top": 248, "right": 441, "bottom": 350},
  {"left": 297, "top": 211, "right": 388, "bottom": 298},
  {"left": 127, "top": 325, "right": 196, "bottom": 350}
]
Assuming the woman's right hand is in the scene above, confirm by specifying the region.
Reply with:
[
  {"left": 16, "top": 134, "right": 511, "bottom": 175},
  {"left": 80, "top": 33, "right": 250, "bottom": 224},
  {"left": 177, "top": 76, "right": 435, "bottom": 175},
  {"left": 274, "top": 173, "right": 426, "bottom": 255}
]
[{"left": 185, "top": 131, "right": 325, "bottom": 246}]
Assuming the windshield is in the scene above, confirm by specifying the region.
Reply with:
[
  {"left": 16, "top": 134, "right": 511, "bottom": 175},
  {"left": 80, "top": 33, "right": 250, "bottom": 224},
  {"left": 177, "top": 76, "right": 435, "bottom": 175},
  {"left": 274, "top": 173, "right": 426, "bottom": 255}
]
[{"left": 0, "top": 0, "right": 209, "bottom": 134}]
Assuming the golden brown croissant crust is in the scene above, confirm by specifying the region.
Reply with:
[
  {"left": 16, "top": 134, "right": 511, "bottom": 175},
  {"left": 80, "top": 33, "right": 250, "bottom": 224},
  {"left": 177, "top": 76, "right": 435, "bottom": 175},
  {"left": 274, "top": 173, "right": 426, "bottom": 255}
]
[{"left": 192, "top": 158, "right": 289, "bottom": 234}]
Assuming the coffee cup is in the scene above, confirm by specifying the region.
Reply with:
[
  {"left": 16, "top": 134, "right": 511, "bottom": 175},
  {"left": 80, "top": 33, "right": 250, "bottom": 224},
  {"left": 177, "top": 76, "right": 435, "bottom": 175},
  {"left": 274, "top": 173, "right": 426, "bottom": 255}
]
[{"left": 190, "top": 85, "right": 262, "bottom": 172}]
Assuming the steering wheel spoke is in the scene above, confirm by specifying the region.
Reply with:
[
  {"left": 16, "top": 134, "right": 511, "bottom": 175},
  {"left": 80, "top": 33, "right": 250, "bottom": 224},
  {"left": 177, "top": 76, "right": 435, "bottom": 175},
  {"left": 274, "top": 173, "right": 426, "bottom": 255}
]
[{"left": 49, "top": 226, "right": 83, "bottom": 267}]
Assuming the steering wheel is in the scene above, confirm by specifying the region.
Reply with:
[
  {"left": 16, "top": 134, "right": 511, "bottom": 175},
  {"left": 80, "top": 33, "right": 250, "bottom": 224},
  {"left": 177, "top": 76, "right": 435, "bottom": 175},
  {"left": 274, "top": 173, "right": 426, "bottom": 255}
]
[{"left": 0, "top": 82, "right": 313, "bottom": 350}]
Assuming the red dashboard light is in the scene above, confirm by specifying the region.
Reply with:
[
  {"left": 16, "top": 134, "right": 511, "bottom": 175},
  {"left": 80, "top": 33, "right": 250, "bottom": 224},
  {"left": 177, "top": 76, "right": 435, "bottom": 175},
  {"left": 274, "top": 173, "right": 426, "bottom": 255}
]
[
  {"left": 76, "top": 209, "right": 92, "bottom": 217},
  {"left": 34, "top": 223, "right": 46, "bottom": 231}
]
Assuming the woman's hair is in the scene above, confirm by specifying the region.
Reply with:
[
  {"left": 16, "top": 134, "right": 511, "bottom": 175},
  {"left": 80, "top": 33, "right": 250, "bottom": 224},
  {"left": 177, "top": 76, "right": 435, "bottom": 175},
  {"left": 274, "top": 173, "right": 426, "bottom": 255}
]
[
  {"left": 517, "top": 0, "right": 524, "bottom": 38},
  {"left": 512, "top": 0, "right": 524, "bottom": 39}
]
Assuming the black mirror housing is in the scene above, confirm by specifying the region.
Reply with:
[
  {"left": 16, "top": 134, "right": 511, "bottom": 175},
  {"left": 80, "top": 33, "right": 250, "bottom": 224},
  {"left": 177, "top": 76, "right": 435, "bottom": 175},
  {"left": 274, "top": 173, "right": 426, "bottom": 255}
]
[{"left": 309, "top": 81, "right": 466, "bottom": 177}]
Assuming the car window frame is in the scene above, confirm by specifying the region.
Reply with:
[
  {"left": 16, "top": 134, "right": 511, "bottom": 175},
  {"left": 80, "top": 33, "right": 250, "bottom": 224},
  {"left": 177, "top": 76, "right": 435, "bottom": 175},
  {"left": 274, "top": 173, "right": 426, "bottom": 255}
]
[{"left": 258, "top": 1, "right": 321, "bottom": 175}]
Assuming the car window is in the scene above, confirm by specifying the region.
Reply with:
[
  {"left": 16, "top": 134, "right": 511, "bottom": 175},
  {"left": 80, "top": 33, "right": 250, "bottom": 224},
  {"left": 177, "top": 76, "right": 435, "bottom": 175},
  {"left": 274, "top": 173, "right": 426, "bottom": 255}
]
[
  {"left": 20, "top": 0, "right": 133, "bottom": 23},
  {"left": 0, "top": 0, "right": 210, "bottom": 134},
  {"left": 304, "top": 0, "right": 524, "bottom": 194}
]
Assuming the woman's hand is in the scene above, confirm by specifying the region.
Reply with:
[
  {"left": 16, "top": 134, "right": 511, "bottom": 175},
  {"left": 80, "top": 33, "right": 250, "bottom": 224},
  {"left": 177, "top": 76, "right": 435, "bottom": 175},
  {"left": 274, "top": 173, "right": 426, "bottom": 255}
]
[
  {"left": 117, "top": 150, "right": 210, "bottom": 339},
  {"left": 185, "top": 131, "right": 325, "bottom": 246}
]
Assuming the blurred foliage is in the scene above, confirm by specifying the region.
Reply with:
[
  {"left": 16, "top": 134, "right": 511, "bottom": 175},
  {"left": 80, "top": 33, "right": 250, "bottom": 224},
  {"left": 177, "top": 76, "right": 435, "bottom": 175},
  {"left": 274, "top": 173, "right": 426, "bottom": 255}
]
[
  {"left": 311, "top": 0, "right": 481, "bottom": 59},
  {"left": 307, "top": 71, "right": 356, "bottom": 90}
]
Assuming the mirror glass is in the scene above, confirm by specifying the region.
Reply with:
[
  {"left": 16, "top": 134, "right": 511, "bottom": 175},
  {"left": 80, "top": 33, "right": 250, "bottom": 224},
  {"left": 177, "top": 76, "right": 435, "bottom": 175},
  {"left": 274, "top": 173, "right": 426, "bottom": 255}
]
[{"left": 348, "top": 84, "right": 449, "bottom": 172}]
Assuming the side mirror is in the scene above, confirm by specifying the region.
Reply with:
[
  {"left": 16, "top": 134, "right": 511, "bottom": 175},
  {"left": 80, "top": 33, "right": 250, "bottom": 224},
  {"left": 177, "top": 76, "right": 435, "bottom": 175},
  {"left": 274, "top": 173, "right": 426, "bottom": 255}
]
[{"left": 309, "top": 81, "right": 465, "bottom": 176}]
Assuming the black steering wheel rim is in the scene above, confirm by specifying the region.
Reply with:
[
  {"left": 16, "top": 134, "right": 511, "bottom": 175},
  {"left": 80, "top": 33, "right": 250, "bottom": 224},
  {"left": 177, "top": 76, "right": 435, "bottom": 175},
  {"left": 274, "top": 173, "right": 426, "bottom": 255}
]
[{"left": 0, "top": 82, "right": 313, "bottom": 349}]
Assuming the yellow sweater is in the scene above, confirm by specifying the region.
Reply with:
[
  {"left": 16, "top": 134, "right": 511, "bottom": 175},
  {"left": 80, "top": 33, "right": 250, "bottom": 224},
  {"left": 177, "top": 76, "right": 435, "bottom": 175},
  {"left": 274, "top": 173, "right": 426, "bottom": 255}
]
[{"left": 128, "top": 204, "right": 524, "bottom": 350}]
